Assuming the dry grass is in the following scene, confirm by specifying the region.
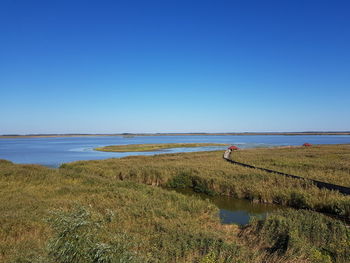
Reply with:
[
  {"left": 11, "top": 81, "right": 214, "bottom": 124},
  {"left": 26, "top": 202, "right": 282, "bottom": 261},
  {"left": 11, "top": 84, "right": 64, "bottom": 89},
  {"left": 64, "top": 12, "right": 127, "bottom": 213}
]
[
  {"left": 0, "top": 160, "right": 243, "bottom": 262},
  {"left": 95, "top": 143, "right": 227, "bottom": 152},
  {"left": 1, "top": 144, "right": 350, "bottom": 262},
  {"left": 63, "top": 145, "right": 350, "bottom": 218},
  {"left": 232, "top": 144, "right": 350, "bottom": 186}
]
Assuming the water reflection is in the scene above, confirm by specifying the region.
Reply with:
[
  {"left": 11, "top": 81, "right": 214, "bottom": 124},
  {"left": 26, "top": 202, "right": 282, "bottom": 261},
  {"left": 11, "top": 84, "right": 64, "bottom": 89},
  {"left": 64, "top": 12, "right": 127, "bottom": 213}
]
[
  {"left": 0, "top": 135, "right": 349, "bottom": 167},
  {"left": 173, "top": 188, "right": 279, "bottom": 225}
]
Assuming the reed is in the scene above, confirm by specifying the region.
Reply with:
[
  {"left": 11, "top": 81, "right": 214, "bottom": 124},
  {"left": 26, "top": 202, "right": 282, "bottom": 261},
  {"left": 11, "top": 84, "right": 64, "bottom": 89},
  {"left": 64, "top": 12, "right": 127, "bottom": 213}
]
[
  {"left": 62, "top": 145, "right": 350, "bottom": 218},
  {"left": 232, "top": 144, "right": 350, "bottom": 186},
  {"left": 1, "top": 144, "right": 349, "bottom": 262},
  {"left": 95, "top": 143, "right": 227, "bottom": 152}
]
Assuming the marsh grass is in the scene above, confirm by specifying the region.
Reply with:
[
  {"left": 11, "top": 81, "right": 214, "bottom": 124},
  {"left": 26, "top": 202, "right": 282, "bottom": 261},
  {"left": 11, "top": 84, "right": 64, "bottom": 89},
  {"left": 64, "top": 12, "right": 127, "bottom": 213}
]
[
  {"left": 1, "top": 144, "right": 350, "bottom": 262},
  {"left": 62, "top": 145, "right": 350, "bottom": 218},
  {"left": 243, "top": 209, "right": 350, "bottom": 263},
  {"left": 0, "top": 160, "right": 242, "bottom": 263},
  {"left": 232, "top": 144, "right": 350, "bottom": 186},
  {"left": 95, "top": 143, "right": 227, "bottom": 152}
]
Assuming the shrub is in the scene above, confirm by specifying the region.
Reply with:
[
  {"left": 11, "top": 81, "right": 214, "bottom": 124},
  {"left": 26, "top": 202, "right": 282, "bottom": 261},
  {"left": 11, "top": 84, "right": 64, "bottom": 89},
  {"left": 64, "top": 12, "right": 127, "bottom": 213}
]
[
  {"left": 47, "top": 206, "right": 141, "bottom": 263},
  {"left": 167, "top": 171, "right": 193, "bottom": 188},
  {"left": 246, "top": 209, "right": 350, "bottom": 262}
]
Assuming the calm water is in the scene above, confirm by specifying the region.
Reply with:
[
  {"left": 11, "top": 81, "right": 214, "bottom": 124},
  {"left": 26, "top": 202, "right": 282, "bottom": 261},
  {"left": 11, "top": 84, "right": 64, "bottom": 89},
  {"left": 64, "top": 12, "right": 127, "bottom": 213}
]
[
  {"left": 0, "top": 135, "right": 349, "bottom": 167},
  {"left": 1, "top": 135, "right": 348, "bottom": 224},
  {"left": 174, "top": 188, "right": 279, "bottom": 225}
]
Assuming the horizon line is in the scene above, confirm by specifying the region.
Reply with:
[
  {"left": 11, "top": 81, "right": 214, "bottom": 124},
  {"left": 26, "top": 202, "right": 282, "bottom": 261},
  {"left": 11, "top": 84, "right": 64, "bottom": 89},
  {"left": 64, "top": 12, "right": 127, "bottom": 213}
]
[{"left": 1, "top": 131, "right": 350, "bottom": 137}]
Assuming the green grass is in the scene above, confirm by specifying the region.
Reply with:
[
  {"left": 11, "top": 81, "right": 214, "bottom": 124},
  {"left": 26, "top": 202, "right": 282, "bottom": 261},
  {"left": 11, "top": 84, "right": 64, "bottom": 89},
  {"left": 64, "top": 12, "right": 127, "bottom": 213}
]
[
  {"left": 232, "top": 144, "right": 350, "bottom": 186},
  {"left": 243, "top": 209, "right": 350, "bottom": 263},
  {"left": 1, "top": 144, "right": 350, "bottom": 262},
  {"left": 63, "top": 145, "right": 350, "bottom": 219},
  {"left": 0, "top": 160, "right": 242, "bottom": 263},
  {"left": 94, "top": 143, "right": 228, "bottom": 152}
]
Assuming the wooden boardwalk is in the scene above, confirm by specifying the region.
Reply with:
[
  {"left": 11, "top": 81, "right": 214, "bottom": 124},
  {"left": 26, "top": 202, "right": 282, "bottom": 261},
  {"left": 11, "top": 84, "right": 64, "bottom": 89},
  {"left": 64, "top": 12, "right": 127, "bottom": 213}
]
[{"left": 223, "top": 149, "right": 350, "bottom": 195}]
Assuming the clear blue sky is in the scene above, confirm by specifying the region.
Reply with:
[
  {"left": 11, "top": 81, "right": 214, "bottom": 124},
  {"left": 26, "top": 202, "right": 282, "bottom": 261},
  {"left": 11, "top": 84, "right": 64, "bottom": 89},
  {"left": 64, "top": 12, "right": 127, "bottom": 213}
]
[{"left": 1, "top": 0, "right": 349, "bottom": 134}]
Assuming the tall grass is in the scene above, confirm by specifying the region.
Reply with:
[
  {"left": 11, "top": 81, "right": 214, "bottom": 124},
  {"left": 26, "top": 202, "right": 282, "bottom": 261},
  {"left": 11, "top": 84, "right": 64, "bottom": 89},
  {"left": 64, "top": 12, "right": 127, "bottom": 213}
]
[
  {"left": 47, "top": 206, "right": 141, "bottom": 263},
  {"left": 232, "top": 144, "right": 350, "bottom": 186},
  {"left": 0, "top": 160, "right": 244, "bottom": 263},
  {"left": 1, "top": 144, "right": 350, "bottom": 262},
  {"left": 95, "top": 143, "right": 227, "bottom": 152},
  {"left": 61, "top": 145, "right": 350, "bottom": 218},
  {"left": 243, "top": 209, "right": 350, "bottom": 263}
]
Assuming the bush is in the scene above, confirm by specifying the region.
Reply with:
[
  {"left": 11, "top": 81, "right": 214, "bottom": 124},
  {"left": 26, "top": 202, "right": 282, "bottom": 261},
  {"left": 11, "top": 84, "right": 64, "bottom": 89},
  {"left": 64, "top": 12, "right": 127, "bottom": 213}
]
[
  {"left": 167, "top": 171, "right": 193, "bottom": 188},
  {"left": 47, "top": 206, "right": 141, "bottom": 263},
  {"left": 247, "top": 209, "right": 350, "bottom": 262}
]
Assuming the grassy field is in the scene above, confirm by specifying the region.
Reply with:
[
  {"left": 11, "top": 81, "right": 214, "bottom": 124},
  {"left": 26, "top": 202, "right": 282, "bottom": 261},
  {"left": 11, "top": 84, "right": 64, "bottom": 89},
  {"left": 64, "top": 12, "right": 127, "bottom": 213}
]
[
  {"left": 1, "top": 144, "right": 350, "bottom": 262},
  {"left": 0, "top": 160, "right": 242, "bottom": 263},
  {"left": 232, "top": 144, "right": 350, "bottom": 187},
  {"left": 95, "top": 143, "right": 227, "bottom": 152},
  {"left": 63, "top": 145, "right": 350, "bottom": 218}
]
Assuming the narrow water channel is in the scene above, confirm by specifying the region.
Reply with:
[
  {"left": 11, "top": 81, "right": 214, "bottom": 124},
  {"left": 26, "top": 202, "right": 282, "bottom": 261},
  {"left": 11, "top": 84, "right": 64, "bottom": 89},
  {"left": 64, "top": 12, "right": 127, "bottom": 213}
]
[{"left": 173, "top": 188, "right": 279, "bottom": 225}]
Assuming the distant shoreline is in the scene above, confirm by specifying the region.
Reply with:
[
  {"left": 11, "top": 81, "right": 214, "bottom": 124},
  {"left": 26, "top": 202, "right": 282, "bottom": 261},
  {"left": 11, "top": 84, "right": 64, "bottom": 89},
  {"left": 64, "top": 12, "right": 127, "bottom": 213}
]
[
  {"left": 95, "top": 143, "right": 228, "bottom": 152},
  {"left": 1, "top": 132, "right": 350, "bottom": 138}
]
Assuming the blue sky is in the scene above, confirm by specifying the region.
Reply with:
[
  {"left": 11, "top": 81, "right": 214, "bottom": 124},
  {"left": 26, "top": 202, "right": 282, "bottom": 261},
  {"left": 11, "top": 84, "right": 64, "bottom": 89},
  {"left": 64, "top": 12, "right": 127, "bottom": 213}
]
[{"left": 0, "top": 0, "right": 349, "bottom": 134}]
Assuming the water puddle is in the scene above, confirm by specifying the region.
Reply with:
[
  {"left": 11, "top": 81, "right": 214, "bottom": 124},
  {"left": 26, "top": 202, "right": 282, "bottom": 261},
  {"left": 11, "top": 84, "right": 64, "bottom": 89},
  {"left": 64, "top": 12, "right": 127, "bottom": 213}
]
[{"left": 173, "top": 188, "right": 279, "bottom": 225}]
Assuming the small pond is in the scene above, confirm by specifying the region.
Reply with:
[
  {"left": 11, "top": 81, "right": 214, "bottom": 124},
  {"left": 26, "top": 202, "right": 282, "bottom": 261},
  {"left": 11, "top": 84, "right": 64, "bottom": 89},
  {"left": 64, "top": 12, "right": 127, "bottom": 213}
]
[{"left": 174, "top": 188, "right": 279, "bottom": 225}]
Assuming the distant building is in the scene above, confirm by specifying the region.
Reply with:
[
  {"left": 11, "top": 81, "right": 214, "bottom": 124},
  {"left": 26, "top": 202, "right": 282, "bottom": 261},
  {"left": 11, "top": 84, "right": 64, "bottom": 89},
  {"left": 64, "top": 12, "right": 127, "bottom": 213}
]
[
  {"left": 228, "top": 145, "right": 239, "bottom": 151},
  {"left": 303, "top": 143, "right": 312, "bottom": 147},
  {"left": 224, "top": 145, "right": 239, "bottom": 159}
]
